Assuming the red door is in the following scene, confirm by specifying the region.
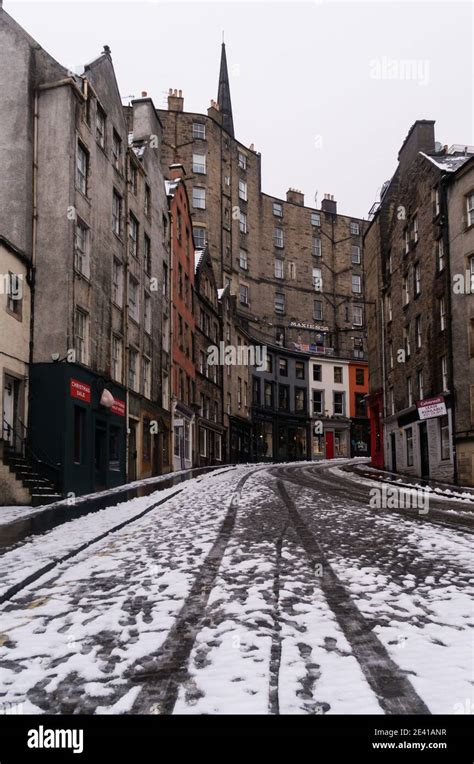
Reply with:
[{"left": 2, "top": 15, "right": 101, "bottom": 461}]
[{"left": 325, "top": 431, "right": 334, "bottom": 459}]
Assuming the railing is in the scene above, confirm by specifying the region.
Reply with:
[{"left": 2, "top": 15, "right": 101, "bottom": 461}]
[{"left": 2, "top": 416, "right": 61, "bottom": 488}]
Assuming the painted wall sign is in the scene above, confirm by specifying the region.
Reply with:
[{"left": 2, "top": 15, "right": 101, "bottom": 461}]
[
  {"left": 416, "top": 396, "right": 447, "bottom": 420},
  {"left": 111, "top": 398, "right": 126, "bottom": 417},
  {"left": 288, "top": 320, "right": 329, "bottom": 332},
  {"left": 70, "top": 378, "right": 91, "bottom": 403}
]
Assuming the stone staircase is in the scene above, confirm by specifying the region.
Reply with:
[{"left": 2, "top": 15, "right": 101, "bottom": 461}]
[{"left": 2, "top": 445, "right": 62, "bottom": 507}]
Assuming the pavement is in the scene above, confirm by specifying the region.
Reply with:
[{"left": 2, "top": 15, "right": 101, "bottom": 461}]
[{"left": 0, "top": 460, "right": 472, "bottom": 716}]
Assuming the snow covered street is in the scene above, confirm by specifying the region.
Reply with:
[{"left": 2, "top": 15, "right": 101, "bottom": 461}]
[{"left": 0, "top": 461, "right": 472, "bottom": 716}]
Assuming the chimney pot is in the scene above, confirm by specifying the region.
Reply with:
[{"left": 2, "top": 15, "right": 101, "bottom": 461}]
[
  {"left": 141, "top": 91, "right": 147, "bottom": 97},
  {"left": 286, "top": 188, "right": 304, "bottom": 206},
  {"left": 168, "top": 88, "right": 184, "bottom": 112}
]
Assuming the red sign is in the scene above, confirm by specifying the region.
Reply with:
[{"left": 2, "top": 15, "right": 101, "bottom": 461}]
[
  {"left": 111, "top": 398, "right": 126, "bottom": 417},
  {"left": 416, "top": 395, "right": 447, "bottom": 420},
  {"left": 70, "top": 378, "right": 91, "bottom": 403}
]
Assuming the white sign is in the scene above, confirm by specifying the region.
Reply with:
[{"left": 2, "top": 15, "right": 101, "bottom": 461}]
[{"left": 416, "top": 396, "right": 447, "bottom": 420}]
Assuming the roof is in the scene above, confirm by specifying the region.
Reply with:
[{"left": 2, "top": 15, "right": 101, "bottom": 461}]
[{"left": 420, "top": 151, "right": 473, "bottom": 174}]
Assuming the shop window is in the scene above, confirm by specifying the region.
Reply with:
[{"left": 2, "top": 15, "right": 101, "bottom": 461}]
[
  {"left": 406, "top": 427, "right": 414, "bottom": 466},
  {"left": 440, "top": 415, "right": 450, "bottom": 460},
  {"left": 109, "top": 426, "right": 121, "bottom": 471}
]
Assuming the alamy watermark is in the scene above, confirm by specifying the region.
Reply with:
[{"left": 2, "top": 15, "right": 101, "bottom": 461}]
[
  {"left": 369, "top": 485, "right": 429, "bottom": 515},
  {"left": 207, "top": 342, "right": 267, "bottom": 372},
  {"left": 370, "top": 57, "right": 430, "bottom": 87}
]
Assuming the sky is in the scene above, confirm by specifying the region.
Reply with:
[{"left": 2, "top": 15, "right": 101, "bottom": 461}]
[{"left": 5, "top": 0, "right": 473, "bottom": 219}]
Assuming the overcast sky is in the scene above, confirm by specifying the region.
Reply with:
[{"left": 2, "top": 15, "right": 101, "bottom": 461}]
[{"left": 6, "top": 0, "right": 473, "bottom": 218}]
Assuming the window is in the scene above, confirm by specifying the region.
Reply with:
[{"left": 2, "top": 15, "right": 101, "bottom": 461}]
[
  {"left": 312, "top": 390, "right": 324, "bottom": 415},
  {"left": 239, "top": 210, "right": 247, "bottom": 233},
  {"left": 215, "top": 433, "right": 222, "bottom": 460},
  {"left": 437, "top": 239, "right": 445, "bottom": 271},
  {"left": 314, "top": 299, "right": 323, "bottom": 321},
  {"left": 192, "top": 187, "right": 206, "bottom": 209},
  {"left": 312, "top": 237, "right": 322, "bottom": 257},
  {"left": 76, "top": 142, "right": 88, "bottom": 195},
  {"left": 407, "top": 376, "right": 413, "bottom": 406},
  {"left": 389, "top": 342, "right": 394, "bottom": 369},
  {"left": 193, "top": 226, "right": 206, "bottom": 249},
  {"left": 274, "top": 292, "right": 285, "bottom": 314},
  {"left": 128, "top": 349, "right": 138, "bottom": 391},
  {"left": 238, "top": 151, "right": 247, "bottom": 170},
  {"left": 440, "top": 415, "right": 450, "bottom": 460},
  {"left": 192, "top": 152, "right": 206, "bottom": 174},
  {"left": 112, "top": 259, "right": 123, "bottom": 307},
  {"left": 112, "top": 191, "right": 122, "bottom": 236},
  {"left": 417, "top": 368, "right": 424, "bottom": 400},
  {"left": 237, "top": 378, "right": 242, "bottom": 408},
  {"left": 388, "top": 387, "right": 395, "bottom": 416},
  {"left": 279, "top": 357, "right": 288, "bottom": 377},
  {"left": 412, "top": 216, "right": 418, "bottom": 243},
  {"left": 404, "top": 325, "right": 411, "bottom": 357},
  {"left": 352, "top": 274, "right": 361, "bottom": 294},
  {"left": 311, "top": 211, "right": 321, "bottom": 227},
  {"left": 239, "top": 284, "right": 249, "bottom": 306},
  {"left": 414, "top": 263, "right": 421, "bottom": 296},
  {"left": 192, "top": 122, "right": 206, "bottom": 140},
  {"left": 274, "top": 227, "right": 284, "bottom": 248},
  {"left": 264, "top": 381, "right": 273, "bottom": 408},
  {"left": 403, "top": 273, "right": 410, "bottom": 304},
  {"left": 73, "top": 406, "right": 85, "bottom": 464},
  {"left": 227, "top": 391, "right": 232, "bottom": 414},
  {"left": 441, "top": 355, "right": 448, "bottom": 391},
  {"left": 406, "top": 427, "right": 414, "bottom": 466},
  {"left": 278, "top": 384, "right": 289, "bottom": 411},
  {"left": 416, "top": 315, "right": 422, "bottom": 349},
  {"left": 439, "top": 296, "right": 447, "bottom": 331},
  {"left": 6, "top": 272, "right": 22, "bottom": 315},
  {"left": 313, "top": 267, "right": 322, "bottom": 292},
  {"left": 333, "top": 391, "right": 345, "bottom": 415},
  {"left": 129, "top": 276, "right": 139, "bottom": 322},
  {"left": 112, "top": 335, "right": 123, "bottom": 381},
  {"left": 75, "top": 308, "right": 88, "bottom": 365},
  {"left": 386, "top": 293, "right": 392, "bottom": 322},
  {"left": 112, "top": 129, "right": 122, "bottom": 171},
  {"left": 144, "top": 235, "right": 151, "bottom": 275},
  {"left": 334, "top": 366, "right": 343, "bottom": 384},
  {"left": 355, "top": 393, "right": 366, "bottom": 417},
  {"left": 313, "top": 364, "right": 322, "bottom": 382},
  {"left": 96, "top": 105, "right": 106, "bottom": 148},
  {"left": 266, "top": 354, "right": 273, "bottom": 373},
  {"left": 144, "top": 184, "right": 151, "bottom": 217},
  {"left": 239, "top": 249, "right": 248, "bottom": 270},
  {"left": 144, "top": 293, "right": 151, "bottom": 334},
  {"left": 238, "top": 179, "right": 248, "bottom": 201},
  {"left": 433, "top": 186, "right": 440, "bottom": 217},
  {"left": 353, "top": 305, "right": 363, "bottom": 326},
  {"left": 273, "top": 202, "right": 283, "bottom": 217},
  {"left": 274, "top": 258, "right": 284, "bottom": 279},
  {"left": 350, "top": 221, "right": 360, "bottom": 235},
  {"left": 129, "top": 214, "right": 138, "bottom": 258},
  {"left": 295, "top": 388, "right": 306, "bottom": 413},
  {"left": 404, "top": 228, "right": 410, "bottom": 255},
  {"left": 130, "top": 164, "right": 138, "bottom": 195},
  {"left": 143, "top": 357, "right": 151, "bottom": 398},
  {"left": 287, "top": 261, "right": 296, "bottom": 280},
  {"left": 74, "top": 220, "right": 89, "bottom": 277},
  {"left": 351, "top": 244, "right": 361, "bottom": 264},
  {"left": 467, "top": 193, "right": 474, "bottom": 227},
  {"left": 295, "top": 361, "right": 305, "bottom": 379},
  {"left": 355, "top": 368, "right": 365, "bottom": 385}
]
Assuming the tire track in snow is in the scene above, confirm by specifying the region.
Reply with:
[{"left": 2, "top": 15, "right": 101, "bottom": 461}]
[{"left": 275, "top": 478, "right": 431, "bottom": 715}]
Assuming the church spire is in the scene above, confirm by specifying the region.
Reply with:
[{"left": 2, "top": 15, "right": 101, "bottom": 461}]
[{"left": 217, "top": 42, "right": 234, "bottom": 137}]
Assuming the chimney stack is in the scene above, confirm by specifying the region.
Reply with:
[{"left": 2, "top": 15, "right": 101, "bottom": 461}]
[
  {"left": 321, "top": 193, "right": 337, "bottom": 215},
  {"left": 169, "top": 163, "right": 186, "bottom": 181},
  {"left": 286, "top": 188, "right": 304, "bottom": 206},
  {"left": 168, "top": 88, "right": 184, "bottom": 112}
]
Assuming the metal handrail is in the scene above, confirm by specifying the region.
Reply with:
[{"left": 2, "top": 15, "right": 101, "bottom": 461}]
[{"left": 2, "top": 416, "right": 60, "bottom": 475}]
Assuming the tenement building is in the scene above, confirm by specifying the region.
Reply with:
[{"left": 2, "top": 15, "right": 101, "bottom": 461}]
[
  {"left": 0, "top": 8, "right": 171, "bottom": 499},
  {"left": 365, "top": 120, "right": 474, "bottom": 485},
  {"left": 157, "top": 44, "right": 370, "bottom": 460}
]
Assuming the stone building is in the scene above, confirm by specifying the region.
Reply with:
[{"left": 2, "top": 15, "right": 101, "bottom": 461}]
[
  {"left": 365, "top": 120, "right": 474, "bottom": 484},
  {"left": 0, "top": 8, "right": 171, "bottom": 499},
  {"left": 157, "top": 46, "right": 367, "bottom": 359},
  {"left": 194, "top": 246, "right": 225, "bottom": 466},
  {"left": 166, "top": 165, "right": 196, "bottom": 471},
  {"left": 446, "top": 156, "right": 474, "bottom": 485},
  {"left": 219, "top": 287, "right": 252, "bottom": 463}
]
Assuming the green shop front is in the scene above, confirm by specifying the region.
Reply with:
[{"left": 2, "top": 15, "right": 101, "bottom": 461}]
[{"left": 29, "top": 362, "right": 126, "bottom": 497}]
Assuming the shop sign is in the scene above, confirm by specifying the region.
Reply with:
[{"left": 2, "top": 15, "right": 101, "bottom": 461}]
[
  {"left": 70, "top": 378, "right": 91, "bottom": 403},
  {"left": 111, "top": 398, "right": 126, "bottom": 417},
  {"left": 416, "top": 396, "right": 446, "bottom": 420}
]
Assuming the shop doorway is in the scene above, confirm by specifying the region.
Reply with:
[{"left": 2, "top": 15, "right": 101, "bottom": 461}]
[
  {"left": 419, "top": 422, "right": 430, "bottom": 478},
  {"left": 3, "top": 375, "right": 20, "bottom": 450},
  {"left": 390, "top": 432, "right": 397, "bottom": 473},
  {"left": 94, "top": 420, "right": 107, "bottom": 490},
  {"left": 128, "top": 420, "right": 137, "bottom": 481},
  {"left": 325, "top": 431, "right": 334, "bottom": 459}
]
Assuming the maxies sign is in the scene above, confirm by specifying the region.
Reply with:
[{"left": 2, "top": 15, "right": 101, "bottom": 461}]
[{"left": 70, "top": 378, "right": 125, "bottom": 416}]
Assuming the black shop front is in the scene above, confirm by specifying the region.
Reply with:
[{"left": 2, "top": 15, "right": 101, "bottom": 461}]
[{"left": 29, "top": 362, "right": 126, "bottom": 498}]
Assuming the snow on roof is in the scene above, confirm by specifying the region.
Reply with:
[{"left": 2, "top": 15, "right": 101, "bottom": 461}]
[
  {"left": 194, "top": 249, "right": 205, "bottom": 273},
  {"left": 165, "top": 178, "right": 180, "bottom": 196},
  {"left": 420, "top": 151, "right": 472, "bottom": 173}
]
